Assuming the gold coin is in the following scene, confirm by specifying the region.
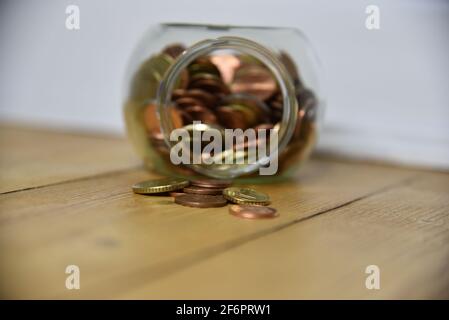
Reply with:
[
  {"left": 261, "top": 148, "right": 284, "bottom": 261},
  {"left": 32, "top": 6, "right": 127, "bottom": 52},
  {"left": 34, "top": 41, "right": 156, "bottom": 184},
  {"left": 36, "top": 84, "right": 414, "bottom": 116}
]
[
  {"left": 188, "top": 59, "right": 221, "bottom": 78},
  {"left": 151, "top": 53, "right": 175, "bottom": 79},
  {"left": 132, "top": 177, "right": 189, "bottom": 194},
  {"left": 129, "top": 53, "right": 174, "bottom": 102},
  {"left": 222, "top": 187, "right": 270, "bottom": 205}
]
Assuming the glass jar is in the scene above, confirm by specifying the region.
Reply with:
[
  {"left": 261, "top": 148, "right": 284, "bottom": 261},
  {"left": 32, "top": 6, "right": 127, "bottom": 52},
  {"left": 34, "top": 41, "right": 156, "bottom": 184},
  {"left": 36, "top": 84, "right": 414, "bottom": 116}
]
[{"left": 123, "top": 23, "right": 324, "bottom": 182}]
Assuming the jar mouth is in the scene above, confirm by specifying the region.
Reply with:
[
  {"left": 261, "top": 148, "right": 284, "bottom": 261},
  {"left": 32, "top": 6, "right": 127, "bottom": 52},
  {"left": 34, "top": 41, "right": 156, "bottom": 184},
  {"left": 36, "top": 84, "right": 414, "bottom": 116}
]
[{"left": 157, "top": 36, "right": 298, "bottom": 179}]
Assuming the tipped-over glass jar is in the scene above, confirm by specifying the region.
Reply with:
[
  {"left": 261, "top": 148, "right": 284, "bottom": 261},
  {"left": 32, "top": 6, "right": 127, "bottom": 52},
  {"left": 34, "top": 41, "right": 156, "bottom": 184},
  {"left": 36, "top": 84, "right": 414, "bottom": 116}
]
[{"left": 124, "top": 23, "right": 324, "bottom": 182}]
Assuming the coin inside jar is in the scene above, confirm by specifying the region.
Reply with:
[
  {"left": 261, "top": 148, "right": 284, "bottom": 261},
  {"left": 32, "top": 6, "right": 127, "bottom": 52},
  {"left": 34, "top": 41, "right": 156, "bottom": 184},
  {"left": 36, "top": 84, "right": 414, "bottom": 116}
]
[
  {"left": 210, "top": 54, "right": 241, "bottom": 84},
  {"left": 231, "top": 64, "right": 277, "bottom": 101},
  {"left": 162, "top": 43, "right": 186, "bottom": 59},
  {"left": 229, "top": 205, "right": 278, "bottom": 219},
  {"left": 174, "top": 194, "right": 227, "bottom": 208},
  {"left": 126, "top": 40, "right": 318, "bottom": 179}
]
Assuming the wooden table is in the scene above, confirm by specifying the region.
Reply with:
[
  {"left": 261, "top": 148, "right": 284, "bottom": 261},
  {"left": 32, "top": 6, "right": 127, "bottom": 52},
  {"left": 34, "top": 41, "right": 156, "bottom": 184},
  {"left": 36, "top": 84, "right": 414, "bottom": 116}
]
[{"left": 0, "top": 124, "right": 448, "bottom": 299}]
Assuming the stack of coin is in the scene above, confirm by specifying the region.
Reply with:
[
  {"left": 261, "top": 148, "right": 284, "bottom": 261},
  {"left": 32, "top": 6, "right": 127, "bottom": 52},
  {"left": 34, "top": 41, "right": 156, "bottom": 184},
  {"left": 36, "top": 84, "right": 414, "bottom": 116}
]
[
  {"left": 126, "top": 43, "right": 317, "bottom": 172},
  {"left": 132, "top": 177, "right": 278, "bottom": 219},
  {"left": 222, "top": 187, "right": 270, "bottom": 206},
  {"left": 183, "top": 179, "right": 232, "bottom": 196}
]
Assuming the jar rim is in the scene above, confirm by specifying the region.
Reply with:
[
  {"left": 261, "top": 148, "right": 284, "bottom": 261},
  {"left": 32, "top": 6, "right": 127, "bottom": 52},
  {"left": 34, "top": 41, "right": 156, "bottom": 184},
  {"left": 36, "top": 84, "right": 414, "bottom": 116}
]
[
  {"left": 161, "top": 23, "right": 301, "bottom": 32},
  {"left": 157, "top": 36, "right": 298, "bottom": 178}
]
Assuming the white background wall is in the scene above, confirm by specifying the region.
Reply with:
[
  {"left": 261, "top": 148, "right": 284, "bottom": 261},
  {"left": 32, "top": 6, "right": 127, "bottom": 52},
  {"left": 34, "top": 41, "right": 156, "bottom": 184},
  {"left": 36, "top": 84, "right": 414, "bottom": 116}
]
[{"left": 1, "top": 0, "right": 448, "bottom": 168}]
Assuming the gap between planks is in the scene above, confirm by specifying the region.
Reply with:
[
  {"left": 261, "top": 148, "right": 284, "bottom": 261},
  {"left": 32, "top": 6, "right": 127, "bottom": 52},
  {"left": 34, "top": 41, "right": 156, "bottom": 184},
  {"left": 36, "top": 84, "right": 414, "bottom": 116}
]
[{"left": 0, "top": 166, "right": 143, "bottom": 196}]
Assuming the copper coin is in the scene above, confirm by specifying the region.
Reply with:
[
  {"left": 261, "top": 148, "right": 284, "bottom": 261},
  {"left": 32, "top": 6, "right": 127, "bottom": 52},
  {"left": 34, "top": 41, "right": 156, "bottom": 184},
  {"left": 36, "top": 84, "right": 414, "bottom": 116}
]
[
  {"left": 270, "top": 100, "right": 283, "bottom": 110},
  {"left": 178, "top": 69, "right": 190, "bottom": 89},
  {"left": 174, "top": 96, "right": 206, "bottom": 108},
  {"left": 143, "top": 103, "right": 160, "bottom": 134},
  {"left": 169, "top": 191, "right": 185, "bottom": 197},
  {"left": 174, "top": 194, "right": 227, "bottom": 208},
  {"left": 184, "top": 105, "right": 217, "bottom": 124},
  {"left": 189, "top": 74, "right": 229, "bottom": 95},
  {"left": 178, "top": 109, "right": 193, "bottom": 125},
  {"left": 172, "top": 89, "right": 186, "bottom": 100},
  {"left": 231, "top": 65, "right": 277, "bottom": 101},
  {"left": 169, "top": 106, "right": 184, "bottom": 129},
  {"left": 229, "top": 205, "right": 278, "bottom": 219},
  {"left": 183, "top": 89, "right": 218, "bottom": 108},
  {"left": 150, "top": 132, "right": 166, "bottom": 146},
  {"left": 162, "top": 43, "right": 186, "bottom": 59},
  {"left": 210, "top": 54, "right": 241, "bottom": 84},
  {"left": 215, "top": 106, "right": 247, "bottom": 129},
  {"left": 221, "top": 94, "right": 271, "bottom": 121},
  {"left": 278, "top": 50, "right": 301, "bottom": 86},
  {"left": 191, "top": 179, "right": 232, "bottom": 188},
  {"left": 190, "top": 80, "right": 229, "bottom": 95},
  {"left": 183, "top": 185, "right": 224, "bottom": 195},
  {"left": 271, "top": 109, "right": 282, "bottom": 123},
  {"left": 274, "top": 92, "right": 282, "bottom": 101}
]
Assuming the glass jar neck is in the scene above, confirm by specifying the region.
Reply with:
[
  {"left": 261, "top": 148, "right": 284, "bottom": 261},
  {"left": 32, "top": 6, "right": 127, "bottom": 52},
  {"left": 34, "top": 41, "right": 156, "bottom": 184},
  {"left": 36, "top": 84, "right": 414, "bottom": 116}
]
[{"left": 157, "top": 36, "right": 298, "bottom": 178}]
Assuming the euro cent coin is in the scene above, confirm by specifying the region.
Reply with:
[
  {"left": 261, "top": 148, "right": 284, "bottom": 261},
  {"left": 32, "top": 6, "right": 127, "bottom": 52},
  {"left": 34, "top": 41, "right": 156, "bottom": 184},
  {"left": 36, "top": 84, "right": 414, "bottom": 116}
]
[
  {"left": 174, "top": 194, "right": 228, "bottom": 208},
  {"left": 229, "top": 205, "right": 278, "bottom": 219},
  {"left": 132, "top": 177, "right": 190, "bottom": 194},
  {"left": 222, "top": 187, "right": 270, "bottom": 205}
]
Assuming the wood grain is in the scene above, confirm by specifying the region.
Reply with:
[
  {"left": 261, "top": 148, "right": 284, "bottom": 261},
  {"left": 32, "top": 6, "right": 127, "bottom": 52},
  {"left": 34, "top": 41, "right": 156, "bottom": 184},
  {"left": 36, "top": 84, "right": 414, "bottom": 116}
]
[
  {"left": 0, "top": 124, "right": 140, "bottom": 193},
  {"left": 0, "top": 125, "right": 447, "bottom": 299},
  {"left": 124, "top": 172, "right": 449, "bottom": 299}
]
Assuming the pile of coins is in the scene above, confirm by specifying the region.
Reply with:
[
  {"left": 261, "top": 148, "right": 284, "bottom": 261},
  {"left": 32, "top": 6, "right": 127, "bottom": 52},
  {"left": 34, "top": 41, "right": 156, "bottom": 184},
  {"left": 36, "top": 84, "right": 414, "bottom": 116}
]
[
  {"left": 125, "top": 42, "right": 318, "bottom": 176},
  {"left": 132, "top": 177, "right": 278, "bottom": 219}
]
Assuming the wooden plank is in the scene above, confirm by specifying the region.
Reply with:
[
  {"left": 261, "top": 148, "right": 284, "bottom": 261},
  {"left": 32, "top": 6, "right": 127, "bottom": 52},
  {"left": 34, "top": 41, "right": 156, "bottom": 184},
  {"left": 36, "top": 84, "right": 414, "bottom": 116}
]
[
  {"left": 0, "top": 124, "right": 140, "bottom": 193},
  {"left": 0, "top": 157, "right": 419, "bottom": 298},
  {"left": 121, "top": 172, "right": 449, "bottom": 299}
]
